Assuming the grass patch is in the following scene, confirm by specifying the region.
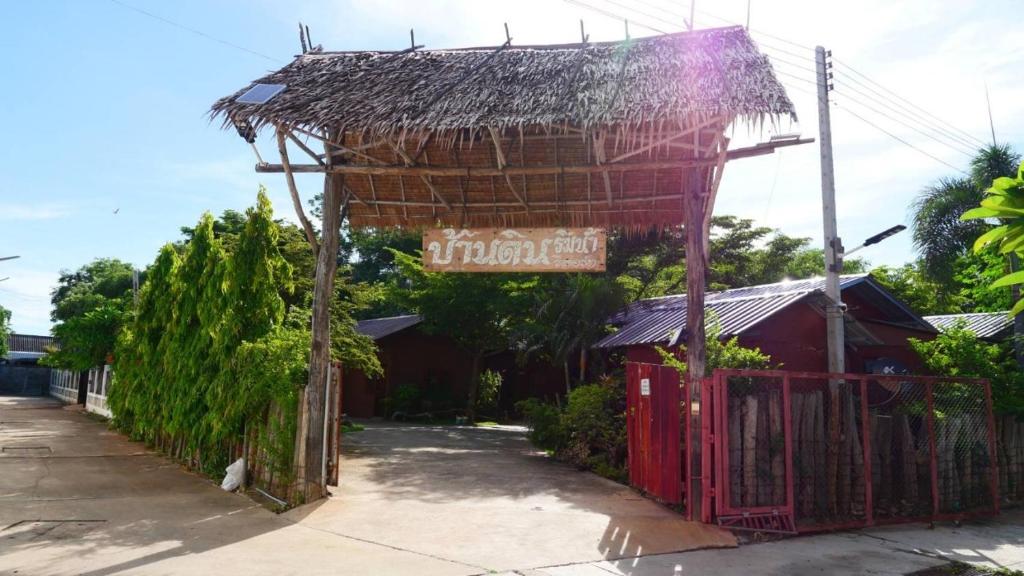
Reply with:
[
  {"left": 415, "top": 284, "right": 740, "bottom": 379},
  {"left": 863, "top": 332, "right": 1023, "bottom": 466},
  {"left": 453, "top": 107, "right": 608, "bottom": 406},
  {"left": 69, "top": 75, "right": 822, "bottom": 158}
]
[
  {"left": 474, "top": 421, "right": 500, "bottom": 428},
  {"left": 909, "top": 562, "right": 1024, "bottom": 576},
  {"left": 341, "top": 422, "right": 365, "bottom": 433}
]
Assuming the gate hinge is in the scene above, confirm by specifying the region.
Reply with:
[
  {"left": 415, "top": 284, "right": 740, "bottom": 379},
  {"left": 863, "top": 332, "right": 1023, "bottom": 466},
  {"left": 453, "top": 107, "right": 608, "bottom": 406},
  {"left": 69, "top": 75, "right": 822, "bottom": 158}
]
[
  {"left": 708, "top": 433, "right": 714, "bottom": 444},
  {"left": 708, "top": 487, "right": 715, "bottom": 497}
]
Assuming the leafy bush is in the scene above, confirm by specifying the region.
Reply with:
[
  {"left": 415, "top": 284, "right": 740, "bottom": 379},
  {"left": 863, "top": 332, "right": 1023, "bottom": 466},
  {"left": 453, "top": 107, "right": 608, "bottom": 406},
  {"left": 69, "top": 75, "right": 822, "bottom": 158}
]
[
  {"left": 516, "top": 398, "right": 565, "bottom": 451},
  {"left": 476, "top": 369, "right": 502, "bottom": 415},
  {"left": 390, "top": 383, "right": 422, "bottom": 415},
  {"left": 657, "top": 314, "right": 774, "bottom": 376},
  {"left": 561, "top": 381, "right": 627, "bottom": 475},
  {"left": 910, "top": 322, "right": 1024, "bottom": 417},
  {"left": 517, "top": 376, "right": 628, "bottom": 482}
]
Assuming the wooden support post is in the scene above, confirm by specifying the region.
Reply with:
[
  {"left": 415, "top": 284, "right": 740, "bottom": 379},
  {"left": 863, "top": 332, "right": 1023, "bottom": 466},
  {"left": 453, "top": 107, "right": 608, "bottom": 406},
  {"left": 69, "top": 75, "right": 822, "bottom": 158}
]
[
  {"left": 684, "top": 165, "right": 709, "bottom": 521},
  {"left": 301, "top": 130, "right": 345, "bottom": 503}
]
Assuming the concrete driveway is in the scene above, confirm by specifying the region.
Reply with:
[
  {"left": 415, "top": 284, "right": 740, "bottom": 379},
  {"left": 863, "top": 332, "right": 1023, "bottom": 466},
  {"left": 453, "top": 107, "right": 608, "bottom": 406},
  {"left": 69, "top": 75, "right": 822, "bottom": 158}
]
[
  {"left": 4, "top": 395, "right": 1021, "bottom": 576},
  {"left": 290, "top": 421, "right": 735, "bottom": 572},
  {"left": 0, "top": 397, "right": 731, "bottom": 575}
]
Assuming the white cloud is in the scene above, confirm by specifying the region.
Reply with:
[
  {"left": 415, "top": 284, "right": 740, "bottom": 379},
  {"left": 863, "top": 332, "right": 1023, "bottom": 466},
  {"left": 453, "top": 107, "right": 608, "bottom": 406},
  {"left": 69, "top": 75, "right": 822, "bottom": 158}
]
[
  {"left": 0, "top": 203, "right": 75, "bottom": 221},
  {"left": 0, "top": 267, "right": 58, "bottom": 335}
]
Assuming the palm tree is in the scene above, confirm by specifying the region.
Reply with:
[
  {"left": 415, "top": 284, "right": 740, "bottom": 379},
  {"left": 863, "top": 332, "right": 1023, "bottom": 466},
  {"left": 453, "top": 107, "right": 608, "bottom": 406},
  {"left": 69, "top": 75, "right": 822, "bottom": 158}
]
[{"left": 912, "top": 144, "right": 1021, "bottom": 281}]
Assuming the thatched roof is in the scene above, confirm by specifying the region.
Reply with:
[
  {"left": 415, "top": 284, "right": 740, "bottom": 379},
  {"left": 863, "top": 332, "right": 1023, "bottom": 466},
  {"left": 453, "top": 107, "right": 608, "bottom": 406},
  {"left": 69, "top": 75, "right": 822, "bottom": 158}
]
[
  {"left": 212, "top": 26, "right": 794, "bottom": 137},
  {"left": 212, "top": 26, "right": 799, "bottom": 230}
]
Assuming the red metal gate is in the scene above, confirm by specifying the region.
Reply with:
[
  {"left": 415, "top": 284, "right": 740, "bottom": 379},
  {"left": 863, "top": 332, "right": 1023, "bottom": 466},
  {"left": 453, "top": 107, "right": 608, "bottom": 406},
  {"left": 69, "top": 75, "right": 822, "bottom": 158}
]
[
  {"left": 626, "top": 362, "right": 683, "bottom": 505},
  {"left": 709, "top": 369, "right": 999, "bottom": 533}
]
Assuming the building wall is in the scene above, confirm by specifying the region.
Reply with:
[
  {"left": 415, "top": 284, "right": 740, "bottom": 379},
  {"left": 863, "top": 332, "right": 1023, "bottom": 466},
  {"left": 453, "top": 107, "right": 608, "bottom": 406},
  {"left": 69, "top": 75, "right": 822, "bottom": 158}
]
[
  {"left": 343, "top": 329, "right": 476, "bottom": 418},
  {"left": 623, "top": 298, "right": 937, "bottom": 376},
  {"left": 0, "top": 363, "right": 50, "bottom": 396}
]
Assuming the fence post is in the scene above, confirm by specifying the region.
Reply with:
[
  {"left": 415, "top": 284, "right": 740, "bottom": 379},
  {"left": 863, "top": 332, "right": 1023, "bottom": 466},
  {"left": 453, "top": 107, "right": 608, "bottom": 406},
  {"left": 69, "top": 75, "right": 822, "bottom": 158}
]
[
  {"left": 982, "top": 379, "right": 1000, "bottom": 515},
  {"left": 782, "top": 374, "right": 795, "bottom": 519},
  {"left": 860, "top": 378, "right": 873, "bottom": 525},
  {"left": 925, "top": 381, "right": 940, "bottom": 519}
]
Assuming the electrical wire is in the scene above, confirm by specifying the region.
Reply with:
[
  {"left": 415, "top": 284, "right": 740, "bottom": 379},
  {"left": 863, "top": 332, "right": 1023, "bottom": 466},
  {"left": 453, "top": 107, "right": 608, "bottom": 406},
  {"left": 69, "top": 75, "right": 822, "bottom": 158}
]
[
  {"left": 107, "top": 0, "right": 286, "bottom": 64},
  {"left": 832, "top": 101, "right": 968, "bottom": 175},
  {"left": 833, "top": 67, "right": 985, "bottom": 151},
  {"left": 833, "top": 84, "right": 977, "bottom": 156},
  {"left": 834, "top": 60, "right": 986, "bottom": 148}
]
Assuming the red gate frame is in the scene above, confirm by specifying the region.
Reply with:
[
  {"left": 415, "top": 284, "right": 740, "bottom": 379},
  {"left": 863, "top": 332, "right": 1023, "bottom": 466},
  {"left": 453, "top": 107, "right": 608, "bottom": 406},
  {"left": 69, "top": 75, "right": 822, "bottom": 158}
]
[{"left": 706, "top": 368, "right": 999, "bottom": 533}]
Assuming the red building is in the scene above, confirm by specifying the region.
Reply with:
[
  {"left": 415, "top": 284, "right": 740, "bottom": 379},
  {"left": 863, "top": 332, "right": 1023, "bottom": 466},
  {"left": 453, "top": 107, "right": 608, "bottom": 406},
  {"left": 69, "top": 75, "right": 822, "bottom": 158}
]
[
  {"left": 344, "top": 315, "right": 565, "bottom": 418},
  {"left": 595, "top": 274, "right": 938, "bottom": 374}
]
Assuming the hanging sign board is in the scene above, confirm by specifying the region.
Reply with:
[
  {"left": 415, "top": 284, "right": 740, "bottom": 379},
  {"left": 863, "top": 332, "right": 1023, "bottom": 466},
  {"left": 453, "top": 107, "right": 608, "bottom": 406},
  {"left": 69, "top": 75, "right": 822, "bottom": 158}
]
[
  {"left": 422, "top": 228, "right": 606, "bottom": 272},
  {"left": 640, "top": 378, "right": 651, "bottom": 396}
]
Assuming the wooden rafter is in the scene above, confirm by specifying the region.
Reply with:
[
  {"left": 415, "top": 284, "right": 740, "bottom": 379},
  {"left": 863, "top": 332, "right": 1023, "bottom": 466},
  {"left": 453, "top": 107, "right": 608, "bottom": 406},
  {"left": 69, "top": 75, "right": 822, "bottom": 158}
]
[
  {"left": 255, "top": 157, "right": 719, "bottom": 176},
  {"left": 275, "top": 128, "right": 320, "bottom": 255},
  {"left": 606, "top": 115, "right": 725, "bottom": 164}
]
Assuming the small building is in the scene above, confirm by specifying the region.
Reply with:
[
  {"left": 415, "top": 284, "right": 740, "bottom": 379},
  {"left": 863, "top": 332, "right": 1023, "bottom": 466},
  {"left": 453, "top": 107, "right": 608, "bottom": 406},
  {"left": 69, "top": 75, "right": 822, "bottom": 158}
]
[
  {"left": 924, "top": 311, "right": 1013, "bottom": 342},
  {"left": 595, "top": 274, "right": 938, "bottom": 374},
  {"left": 344, "top": 315, "right": 565, "bottom": 418},
  {"left": 1, "top": 334, "right": 55, "bottom": 396}
]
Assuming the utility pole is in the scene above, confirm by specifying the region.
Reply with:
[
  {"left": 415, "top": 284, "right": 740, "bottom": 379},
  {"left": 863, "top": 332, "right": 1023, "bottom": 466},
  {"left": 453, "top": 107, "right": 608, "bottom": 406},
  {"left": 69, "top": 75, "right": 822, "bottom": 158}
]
[
  {"left": 817, "top": 45, "right": 843, "bottom": 512},
  {"left": 816, "top": 46, "right": 843, "bottom": 374}
]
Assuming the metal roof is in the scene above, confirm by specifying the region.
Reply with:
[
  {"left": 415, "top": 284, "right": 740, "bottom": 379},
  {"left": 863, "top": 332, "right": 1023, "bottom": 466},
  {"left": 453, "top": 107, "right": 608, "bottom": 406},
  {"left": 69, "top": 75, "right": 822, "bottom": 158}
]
[
  {"left": 924, "top": 312, "right": 1013, "bottom": 340},
  {"left": 595, "top": 275, "right": 874, "bottom": 349},
  {"left": 6, "top": 334, "right": 56, "bottom": 354},
  {"left": 355, "top": 315, "right": 422, "bottom": 341}
]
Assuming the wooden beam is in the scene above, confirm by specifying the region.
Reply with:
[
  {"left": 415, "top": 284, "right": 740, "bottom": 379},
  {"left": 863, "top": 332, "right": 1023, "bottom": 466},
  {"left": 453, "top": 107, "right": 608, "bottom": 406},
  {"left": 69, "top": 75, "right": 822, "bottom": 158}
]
[
  {"left": 255, "top": 157, "right": 719, "bottom": 177},
  {"left": 285, "top": 130, "right": 326, "bottom": 167},
  {"left": 346, "top": 192, "right": 695, "bottom": 208},
  {"left": 606, "top": 115, "right": 725, "bottom": 164},
  {"left": 275, "top": 128, "right": 320, "bottom": 255}
]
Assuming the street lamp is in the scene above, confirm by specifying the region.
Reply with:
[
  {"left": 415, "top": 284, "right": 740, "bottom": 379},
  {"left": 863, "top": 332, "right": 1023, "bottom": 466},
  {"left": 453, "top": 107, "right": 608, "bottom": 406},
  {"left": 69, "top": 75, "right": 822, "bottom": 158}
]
[
  {"left": 841, "top": 225, "right": 907, "bottom": 259},
  {"left": 0, "top": 255, "right": 20, "bottom": 262}
]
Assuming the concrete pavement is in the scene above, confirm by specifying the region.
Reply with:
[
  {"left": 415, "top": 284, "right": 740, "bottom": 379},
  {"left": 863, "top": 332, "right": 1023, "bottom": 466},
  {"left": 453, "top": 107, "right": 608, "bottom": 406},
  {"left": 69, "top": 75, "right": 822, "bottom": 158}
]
[{"left": 2, "top": 395, "right": 1022, "bottom": 575}]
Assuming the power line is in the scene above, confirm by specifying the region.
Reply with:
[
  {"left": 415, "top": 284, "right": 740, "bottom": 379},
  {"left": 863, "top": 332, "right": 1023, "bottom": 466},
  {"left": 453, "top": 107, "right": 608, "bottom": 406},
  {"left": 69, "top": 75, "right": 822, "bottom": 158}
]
[
  {"left": 834, "top": 90, "right": 974, "bottom": 157},
  {"left": 107, "top": 0, "right": 286, "bottom": 64},
  {"left": 833, "top": 68, "right": 985, "bottom": 151},
  {"left": 833, "top": 60, "right": 986, "bottom": 148},
  {"left": 833, "top": 101, "right": 968, "bottom": 175},
  {"left": 833, "top": 83, "right": 978, "bottom": 156}
]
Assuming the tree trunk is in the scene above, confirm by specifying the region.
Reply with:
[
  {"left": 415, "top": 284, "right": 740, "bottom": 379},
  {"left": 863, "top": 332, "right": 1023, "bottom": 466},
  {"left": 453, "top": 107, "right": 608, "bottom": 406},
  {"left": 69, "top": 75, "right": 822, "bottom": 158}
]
[
  {"left": 301, "top": 164, "right": 345, "bottom": 503},
  {"left": 564, "top": 360, "right": 571, "bottom": 396},
  {"left": 578, "top": 347, "right": 587, "bottom": 386},
  {"left": 466, "top": 351, "right": 484, "bottom": 424}
]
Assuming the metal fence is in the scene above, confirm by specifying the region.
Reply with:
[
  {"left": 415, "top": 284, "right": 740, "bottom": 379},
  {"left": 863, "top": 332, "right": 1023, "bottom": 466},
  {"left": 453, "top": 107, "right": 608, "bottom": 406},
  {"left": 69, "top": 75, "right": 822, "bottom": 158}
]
[{"left": 709, "top": 369, "right": 998, "bottom": 533}]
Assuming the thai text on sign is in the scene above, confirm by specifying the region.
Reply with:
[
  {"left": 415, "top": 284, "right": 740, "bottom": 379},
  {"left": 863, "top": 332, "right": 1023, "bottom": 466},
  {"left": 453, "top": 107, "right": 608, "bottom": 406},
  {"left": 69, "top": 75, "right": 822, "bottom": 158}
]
[{"left": 422, "top": 228, "right": 607, "bottom": 272}]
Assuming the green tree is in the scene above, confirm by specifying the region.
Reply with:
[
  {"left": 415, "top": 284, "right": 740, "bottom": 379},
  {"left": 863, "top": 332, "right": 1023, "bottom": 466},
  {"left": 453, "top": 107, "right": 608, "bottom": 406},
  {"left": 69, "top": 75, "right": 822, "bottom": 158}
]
[
  {"left": 870, "top": 262, "right": 961, "bottom": 315},
  {"left": 0, "top": 305, "right": 11, "bottom": 358},
  {"left": 912, "top": 144, "right": 1021, "bottom": 281},
  {"left": 43, "top": 258, "right": 137, "bottom": 370},
  {"left": 909, "top": 323, "right": 1024, "bottom": 416},
  {"left": 657, "top": 315, "right": 775, "bottom": 376},
  {"left": 390, "top": 250, "right": 531, "bottom": 422},
  {"left": 963, "top": 160, "right": 1024, "bottom": 317}
]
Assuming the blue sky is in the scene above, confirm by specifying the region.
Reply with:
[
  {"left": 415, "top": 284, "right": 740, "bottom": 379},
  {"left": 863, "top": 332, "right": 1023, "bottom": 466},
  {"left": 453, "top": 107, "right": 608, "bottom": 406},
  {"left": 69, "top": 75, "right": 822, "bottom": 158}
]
[{"left": 1, "top": 0, "right": 1022, "bottom": 334}]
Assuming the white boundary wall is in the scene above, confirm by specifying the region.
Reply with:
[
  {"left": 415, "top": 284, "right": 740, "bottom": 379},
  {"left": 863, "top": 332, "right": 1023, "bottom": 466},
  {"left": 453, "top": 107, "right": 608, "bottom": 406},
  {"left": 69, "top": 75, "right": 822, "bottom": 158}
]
[
  {"left": 85, "top": 365, "right": 113, "bottom": 418},
  {"left": 49, "top": 369, "right": 80, "bottom": 404}
]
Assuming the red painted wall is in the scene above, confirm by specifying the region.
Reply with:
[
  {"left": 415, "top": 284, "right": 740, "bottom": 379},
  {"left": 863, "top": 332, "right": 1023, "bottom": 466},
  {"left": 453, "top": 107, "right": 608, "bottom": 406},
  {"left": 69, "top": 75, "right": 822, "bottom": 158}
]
[{"left": 624, "top": 298, "right": 937, "bottom": 376}]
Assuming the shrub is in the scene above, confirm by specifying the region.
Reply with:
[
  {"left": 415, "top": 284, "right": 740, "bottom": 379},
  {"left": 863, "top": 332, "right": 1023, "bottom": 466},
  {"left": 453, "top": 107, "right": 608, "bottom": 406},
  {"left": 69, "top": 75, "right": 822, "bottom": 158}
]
[
  {"left": 516, "top": 398, "right": 565, "bottom": 451},
  {"left": 390, "top": 383, "right": 421, "bottom": 415},
  {"left": 476, "top": 369, "right": 502, "bottom": 415},
  {"left": 561, "top": 381, "right": 626, "bottom": 475},
  {"left": 518, "top": 375, "right": 629, "bottom": 483}
]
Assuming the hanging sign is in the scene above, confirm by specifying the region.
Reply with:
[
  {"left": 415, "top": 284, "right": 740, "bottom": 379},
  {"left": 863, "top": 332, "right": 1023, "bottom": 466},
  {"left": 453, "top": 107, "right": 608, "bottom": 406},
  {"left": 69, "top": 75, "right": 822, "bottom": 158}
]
[
  {"left": 640, "top": 378, "right": 651, "bottom": 396},
  {"left": 422, "top": 228, "right": 606, "bottom": 272}
]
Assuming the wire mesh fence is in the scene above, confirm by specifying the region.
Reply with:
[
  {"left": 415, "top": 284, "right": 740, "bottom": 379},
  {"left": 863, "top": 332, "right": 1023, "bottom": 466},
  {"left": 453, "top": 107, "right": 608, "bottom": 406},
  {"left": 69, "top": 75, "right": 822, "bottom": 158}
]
[{"left": 711, "top": 370, "right": 998, "bottom": 533}]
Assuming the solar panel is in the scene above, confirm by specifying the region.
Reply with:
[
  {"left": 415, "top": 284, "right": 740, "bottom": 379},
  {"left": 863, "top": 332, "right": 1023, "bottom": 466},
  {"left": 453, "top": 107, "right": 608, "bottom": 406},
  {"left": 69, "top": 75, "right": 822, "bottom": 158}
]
[{"left": 235, "top": 83, "right": 287, "bottom": 105}]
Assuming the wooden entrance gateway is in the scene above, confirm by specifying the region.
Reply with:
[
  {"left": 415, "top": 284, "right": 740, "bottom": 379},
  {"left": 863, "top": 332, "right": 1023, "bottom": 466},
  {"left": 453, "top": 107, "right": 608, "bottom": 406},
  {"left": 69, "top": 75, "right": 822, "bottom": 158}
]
[{"left": 213, "top": 25, "right": 804, "bottom": 503}]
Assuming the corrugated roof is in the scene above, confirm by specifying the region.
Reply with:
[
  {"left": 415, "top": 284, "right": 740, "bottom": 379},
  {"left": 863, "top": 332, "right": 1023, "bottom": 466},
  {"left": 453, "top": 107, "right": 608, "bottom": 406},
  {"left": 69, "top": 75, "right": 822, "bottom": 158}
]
[
  {"left": 355, "top": 315, "right": 422, "bottom": 340},
  {"left": 6, "top": 334, "right": 56, "bottom": 354},
  {"left": 924, "top": 312, "right": 1013, "bottom": 340},
  {"left": 595, "top": 275, "right": 869, "bottom": 349}
]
